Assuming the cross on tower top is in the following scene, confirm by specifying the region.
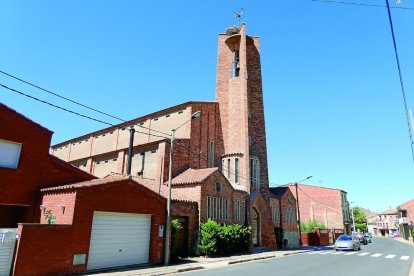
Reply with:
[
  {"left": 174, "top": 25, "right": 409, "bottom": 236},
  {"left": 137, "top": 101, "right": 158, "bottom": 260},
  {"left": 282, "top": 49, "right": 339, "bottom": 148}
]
[{"left": 234, "top": 8, "right": 244, "bottom": 27}]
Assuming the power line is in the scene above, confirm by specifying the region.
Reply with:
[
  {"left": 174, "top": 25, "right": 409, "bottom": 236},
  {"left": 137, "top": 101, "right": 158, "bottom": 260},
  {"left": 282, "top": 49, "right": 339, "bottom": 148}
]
[
  {"left": 0, "top": 70, "right": 126, "bottom": 122},
  {"left": 295, "top": 185, "right": 342, "bottom": 212},
  {"left": 173, "top": 140, "right": 286, "bottom": 188},
  {"left": 0, "top": 83, "right": 114, "bottom": 126},
  {"left": 311, "top": 0, "right": 414, "bottom": 10},
  {"left": 384, "top": 0, "right": 414, "bottom": 164},
  {"left": 0, "top": 82, "right": 173, "bottom": 141},
  {"left": 0, "top": 70, "right": 172, "bottom": 137}
]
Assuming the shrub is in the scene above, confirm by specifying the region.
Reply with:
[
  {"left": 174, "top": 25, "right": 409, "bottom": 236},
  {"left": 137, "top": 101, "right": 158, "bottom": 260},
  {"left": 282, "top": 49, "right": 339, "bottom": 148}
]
[
  {"left": 171, "top": 219, "right": 186, "bottom": 262},
  {"left": 198, "top": 220, "right": 220, "bottom": 256},
  {"left": 300, "top": 220, "right": 326, "bottom": 233},
  {"left": 198, "top": 220, "right": 251, "bottom": 257}
]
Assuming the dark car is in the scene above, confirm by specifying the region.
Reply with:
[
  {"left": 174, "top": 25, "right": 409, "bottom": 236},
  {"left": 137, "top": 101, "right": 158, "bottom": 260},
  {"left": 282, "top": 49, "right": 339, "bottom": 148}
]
[
  {"left": 357, "top": 234, "right": 368, "bottom": 245},
  {"left": 364, "top": 233, "right": 372, "bottom": 243}
]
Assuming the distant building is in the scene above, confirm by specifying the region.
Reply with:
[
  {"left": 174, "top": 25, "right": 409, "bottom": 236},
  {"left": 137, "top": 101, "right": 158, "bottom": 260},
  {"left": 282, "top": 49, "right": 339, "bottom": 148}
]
[
  {"left": 285, "top": 184, "right": 352, "bottom": 234},
  {"left": 397, "top": 199, "right": 413, "bottom": 240},
  {"left": 368, "top": 209, "right": 399, "bottom": 237}
]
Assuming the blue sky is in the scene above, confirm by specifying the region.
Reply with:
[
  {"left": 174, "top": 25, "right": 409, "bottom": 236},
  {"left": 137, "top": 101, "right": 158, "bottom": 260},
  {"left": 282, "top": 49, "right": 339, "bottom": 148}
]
[{"left": 1, "top": 1, "right": 413, "bottom": 212}]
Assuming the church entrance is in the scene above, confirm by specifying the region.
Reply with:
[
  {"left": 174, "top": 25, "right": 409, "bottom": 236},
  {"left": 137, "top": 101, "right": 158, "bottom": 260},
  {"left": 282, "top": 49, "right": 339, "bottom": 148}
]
[{"left": 252, "top": 207, "right": 261, "bottom": 246}]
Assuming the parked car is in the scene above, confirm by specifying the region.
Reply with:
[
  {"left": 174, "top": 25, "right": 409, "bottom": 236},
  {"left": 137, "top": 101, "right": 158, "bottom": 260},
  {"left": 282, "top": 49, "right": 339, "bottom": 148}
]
[
  {"left": 334, "top": 235, "right": 361, "bottom": 251},
  {"left": 356, "top": 234, "right": 368, "bottom": 245},
  {"left": 363, "top": 233, "right": 372, "bottom": 243}
]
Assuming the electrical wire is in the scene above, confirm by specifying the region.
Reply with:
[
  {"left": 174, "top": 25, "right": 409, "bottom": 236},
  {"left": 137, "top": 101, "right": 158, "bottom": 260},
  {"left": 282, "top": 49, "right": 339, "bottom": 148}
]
[
  {"left": 173, "top": 140, "right": 287, "bottom": 188},
  {"left": 0, "top": 70, "right": 126, "bottom": 122},
  {"left": 0, "top": 82, "right": 172, "bottom": 141},
  {"left": 0, "top": 83, "right": 114, "bottom": 126},
  {"left": 311, "top": 0, "right": 414, "bottom": 10},
  {"left": 0, "top": 70, "right": 172, "bottom": 137},
  {"left": 296, "top": 185, "right": 342, "bottom": 212},
  {"left": 384, "top": 0, "right": 414, "bottom": 164}
]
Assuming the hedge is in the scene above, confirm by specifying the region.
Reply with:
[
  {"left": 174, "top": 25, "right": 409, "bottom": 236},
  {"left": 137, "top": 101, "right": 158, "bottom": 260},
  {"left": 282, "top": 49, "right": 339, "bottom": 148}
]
[{"left": 198, "top": 219, "right": 251, "bottom": 256}]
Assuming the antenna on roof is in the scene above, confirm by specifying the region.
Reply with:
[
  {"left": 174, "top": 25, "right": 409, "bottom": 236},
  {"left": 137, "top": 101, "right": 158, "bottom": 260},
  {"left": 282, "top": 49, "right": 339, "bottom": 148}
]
[{"left": 234, "top": 8, "right": 244, "bottom": 27}]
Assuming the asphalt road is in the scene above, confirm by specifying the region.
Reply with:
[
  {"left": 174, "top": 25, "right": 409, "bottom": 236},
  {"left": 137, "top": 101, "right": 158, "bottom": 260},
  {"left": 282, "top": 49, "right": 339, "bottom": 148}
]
[{"left": 181, "top": 238, "right": 414, "bottom": 276}]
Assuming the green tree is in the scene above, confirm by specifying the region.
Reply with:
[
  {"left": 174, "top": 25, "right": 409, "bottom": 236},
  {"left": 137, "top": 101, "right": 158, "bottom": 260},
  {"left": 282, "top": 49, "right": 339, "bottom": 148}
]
[
  {"left": 351, "top": 207, "right": 367, "bottom": 232},
  {"left": 300, "top": 220, "right": 326, "bottom": 233}
]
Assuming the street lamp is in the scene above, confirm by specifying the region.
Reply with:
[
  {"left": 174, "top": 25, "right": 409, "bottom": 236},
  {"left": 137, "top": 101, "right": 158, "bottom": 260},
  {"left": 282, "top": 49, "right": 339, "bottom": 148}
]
[
  {"left": 295, "top": 175, "right": 312, "bottom": 247},
  {"left": 164, "top": 110, "right": 201, "bottom": 265},
  {"left": 350, "top": 201, "right": 356, "bottom": 234}
]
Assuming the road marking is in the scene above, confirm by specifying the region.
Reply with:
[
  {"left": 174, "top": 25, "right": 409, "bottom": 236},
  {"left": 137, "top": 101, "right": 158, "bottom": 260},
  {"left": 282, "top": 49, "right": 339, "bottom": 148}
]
[
  {"left": 344, "top": 252, "right": 358, "bottom": 255},
  {"left": 400, "top": 256, "right": 410, "bottom": 260},
  {"left": 371, "top": 253, "right": 382, "bottom": 257},
  {"left": 332, "top": 251, "right": 345, "bottom": 255},
  {"left": 308, "top": 251, "right": 321, "bottom": 254},
  {"left": 358, "top": 253, "right": 369, "bottom": 256},
  {"left": 385, "top": 254, "right": 396, "bottom": 259},
  {"left": 319, "top": 251, "right": 332, "bottom": 255}
]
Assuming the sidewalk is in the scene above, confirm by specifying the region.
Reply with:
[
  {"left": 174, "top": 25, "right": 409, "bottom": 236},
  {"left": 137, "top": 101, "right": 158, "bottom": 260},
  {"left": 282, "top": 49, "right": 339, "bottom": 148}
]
[
  {"left": 83, "top": 247, "right": 317, "bottom": 276},
  {"left": 394, "top": 237, "right": 414, "bottom": 247}
]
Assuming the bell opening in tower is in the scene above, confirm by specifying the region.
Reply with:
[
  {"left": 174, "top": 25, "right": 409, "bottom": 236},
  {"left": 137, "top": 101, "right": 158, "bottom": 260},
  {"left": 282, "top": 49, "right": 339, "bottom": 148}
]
[{"left": 231, "top": 50, "right": 240, "bottom": 78}]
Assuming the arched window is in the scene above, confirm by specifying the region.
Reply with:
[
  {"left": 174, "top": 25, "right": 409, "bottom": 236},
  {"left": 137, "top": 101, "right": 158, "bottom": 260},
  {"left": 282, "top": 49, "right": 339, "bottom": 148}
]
[{"left": 250, "top": 157, "right": 260, "bottom": 190}]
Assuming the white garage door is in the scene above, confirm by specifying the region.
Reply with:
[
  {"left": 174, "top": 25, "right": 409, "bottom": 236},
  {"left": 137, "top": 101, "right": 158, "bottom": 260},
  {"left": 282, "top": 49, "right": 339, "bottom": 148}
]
[
  {"left": 87, "top": 211, "right": 151, "bottom": 270},
  {"left": 0, "top": 229, "right": 17, "bottom": 276}
]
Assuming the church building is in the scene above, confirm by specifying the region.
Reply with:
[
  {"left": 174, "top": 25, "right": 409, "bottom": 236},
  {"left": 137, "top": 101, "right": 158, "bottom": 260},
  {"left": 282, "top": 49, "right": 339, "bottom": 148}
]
[{"left": 52, "top": 23, "right": 278, "bottom": 248}]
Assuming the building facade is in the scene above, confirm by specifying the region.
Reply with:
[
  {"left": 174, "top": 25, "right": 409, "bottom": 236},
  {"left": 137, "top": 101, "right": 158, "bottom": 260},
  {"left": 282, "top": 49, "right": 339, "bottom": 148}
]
[
  {"left": 51, "top": 24, "right": 276, "bottom": 247},
  {"left": 269, "top": 187, "right": 300, "bottom": 249},
  {"left": 285, "top": 184, "right": 352, "bottom": 234},
  {"left": 0, "top": 103, "right": 95, "bottom": 228}
]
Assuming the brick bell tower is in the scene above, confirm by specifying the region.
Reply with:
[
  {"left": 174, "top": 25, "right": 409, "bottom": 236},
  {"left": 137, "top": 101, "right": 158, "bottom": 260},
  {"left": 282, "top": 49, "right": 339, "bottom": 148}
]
[{"left": 216, "top": 23, "right": 275, "bottom": 247}]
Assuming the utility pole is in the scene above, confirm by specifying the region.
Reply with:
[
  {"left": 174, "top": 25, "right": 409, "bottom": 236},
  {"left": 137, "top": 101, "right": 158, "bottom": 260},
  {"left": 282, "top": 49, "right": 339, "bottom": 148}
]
[
  {"left": 164, "top": 111, "right": 201, "bottom": 265},
  {"left": 295, "top": 176, "right": 312, "bottom": 247},
  {"left": 126, "top": 126, "right": 135, "bottom": 175},
  {"left": 351, "top": 202, "right": 356, "bottom": 234}
]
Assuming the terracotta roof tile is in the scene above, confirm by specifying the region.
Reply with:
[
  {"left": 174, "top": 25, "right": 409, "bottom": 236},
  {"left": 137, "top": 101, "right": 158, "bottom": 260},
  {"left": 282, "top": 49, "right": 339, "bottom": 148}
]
[
  {"left": 170, "top": 168, "right": 218, "bottom": 185},
  {"left": 40, "top": 176, "right": 130, "bottom": 191}
]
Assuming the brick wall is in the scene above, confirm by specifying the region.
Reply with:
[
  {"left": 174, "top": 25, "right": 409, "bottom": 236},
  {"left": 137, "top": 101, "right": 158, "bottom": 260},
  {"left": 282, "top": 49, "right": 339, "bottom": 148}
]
[
  {"left": 288, "top": 184, "right": 345, "bottom": 230},
  {"left": 172, "top": 201, "right": 199, "bottom": 253},
  {"left": 13, "top": 179, "right": 166, "bottom": 276},
  {"left": 0, "top": 104, "right": 95, "bottom": 226},
  {"left": 40, "top": 192, "right": 77, "bottom": 224}
]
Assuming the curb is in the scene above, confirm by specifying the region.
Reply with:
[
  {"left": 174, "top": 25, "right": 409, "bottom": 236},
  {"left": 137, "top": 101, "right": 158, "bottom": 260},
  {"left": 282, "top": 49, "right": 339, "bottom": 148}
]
[
  {"left": 283, "top": 250, "right": 311, "bottom": 256},
  {"left": 228, "top": 250, "right": 310, "bottom": 265},
  {"left": 177, "top": 266, "right": 204, "bottom": 273},
  {"left": 87, "top": 250, "right": 312, "bottom": 275},
  {"left": 228, "top": 255, "right": 277, "bottom": 265}
]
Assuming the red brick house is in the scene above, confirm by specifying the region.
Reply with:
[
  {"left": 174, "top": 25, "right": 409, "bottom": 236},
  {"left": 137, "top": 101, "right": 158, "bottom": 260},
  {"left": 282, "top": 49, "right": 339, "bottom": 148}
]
[
  {"left": 269, "top": 187, "right": 300, "bottom": 248},
  {"left": 398, "top": 198, "right": 414, "bottom": 226},
  {"left": 285, "top": 184, "right": 352, "bottom": 234},
  {"left": 14, "top": 177, "right": 168, "bottom": 275},
  {"left": 0, "top": 103, "right": 95, "bottom": 228},
  {"left": 0, "top": 103, "right": 177, "bottom": 275},
  {"left": 51, "top": 24, "right": 276, "bottom": 248}
]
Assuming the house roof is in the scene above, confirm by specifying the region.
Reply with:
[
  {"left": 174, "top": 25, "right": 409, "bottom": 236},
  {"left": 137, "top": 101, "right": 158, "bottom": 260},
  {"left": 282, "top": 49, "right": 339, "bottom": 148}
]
[
  {"left": 49, "top": 155, "right": 96, "bottom": 180},
  {"left": 0, "top": 102, "right": 53, "bottom": 135},
  {"left": 269, "top": 186, "right": 289, "bottom": 198},
  {"left": 40, "top": 176, "right": 131, "bottom": 191},
  {"left": 280, "top": 183, "right": 347, "bottom": 194},
  {"left": 379, "top": 208, "right": 399, "bottom": 215},
  {"left": 170, "top": 168, "right": 219, "bottom": 185},
  {"left": 397, "top": 198, "right": 414, "bottom": 210}
]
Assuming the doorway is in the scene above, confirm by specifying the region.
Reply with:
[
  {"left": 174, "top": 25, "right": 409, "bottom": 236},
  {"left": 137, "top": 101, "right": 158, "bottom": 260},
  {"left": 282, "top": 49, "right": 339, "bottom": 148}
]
[{"left": 252, "top": 207, "right": 261, "bottom": 246}]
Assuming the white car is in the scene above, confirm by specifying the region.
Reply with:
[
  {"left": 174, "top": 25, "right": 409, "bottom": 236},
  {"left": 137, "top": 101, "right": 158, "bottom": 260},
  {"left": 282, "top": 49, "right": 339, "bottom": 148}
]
[{"left": 334, "top": 235, "right": 361, "bottom": 251}]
